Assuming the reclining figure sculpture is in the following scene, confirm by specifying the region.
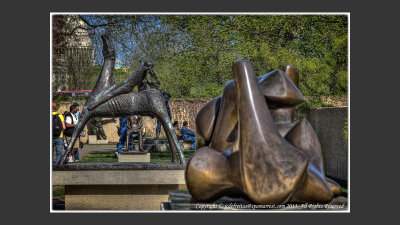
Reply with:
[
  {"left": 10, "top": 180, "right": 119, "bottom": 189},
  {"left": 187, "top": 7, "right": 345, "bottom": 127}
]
[
  {"left": 58, "top": 32, "right": 186, "bottom": 166},
  {"left": 186, "top": 61, "right": 341, "bottom": 204}
]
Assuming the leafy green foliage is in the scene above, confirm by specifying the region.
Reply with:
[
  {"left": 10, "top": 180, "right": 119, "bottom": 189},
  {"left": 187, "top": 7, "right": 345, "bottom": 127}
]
[
  {"left": 295, "top": 96, "right": 335, "bottom": 121},
  {"left": 52, "top": 186, "right": 65, "bottom": 200},
  {"left": 160, "top": 15, "right": 348, "bottom": 98},
  {"left": 53, "top": 15, "right": 348, "bottom": 101}
]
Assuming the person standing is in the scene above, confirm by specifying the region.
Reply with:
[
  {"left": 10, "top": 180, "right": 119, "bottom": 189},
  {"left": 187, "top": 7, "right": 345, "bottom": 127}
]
[
  {"left": 173, "top": 121, "right": 181, "bottom": 140},
  {"left": 116, "top": 116, "right": 134, "bottom": 156},
  {"left": 181, "top": 121, "right": 196, "bottom": 150},
  {"left": 74, "top": 102, "right": 81, "bottom": 120},
  {"left": 72, "top": 102, "right": 84, "bottom": 149},
  {"left": 52, "top": 102, "right": 65, "bottom": 164},
  {"left": 64, "top": 104, "right": 80, "bottom": 162}
]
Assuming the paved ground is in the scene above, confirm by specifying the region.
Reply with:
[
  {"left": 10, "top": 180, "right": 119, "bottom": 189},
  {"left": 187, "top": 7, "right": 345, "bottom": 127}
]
[
  {"left": 52, "top": 144, "right": 117, "bottom": 162},
  {"left": 77, "top": 144, "right": 117, "bottom": 159}
]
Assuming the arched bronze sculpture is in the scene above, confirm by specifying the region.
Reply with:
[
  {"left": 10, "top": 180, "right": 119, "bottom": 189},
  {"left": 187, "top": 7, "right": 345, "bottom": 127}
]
[
  {"left": 58, "top": 33, "right": 185, "bottom": 166},
  {"left": 186, "top": 61, "right": 341, "bottom": 205}
]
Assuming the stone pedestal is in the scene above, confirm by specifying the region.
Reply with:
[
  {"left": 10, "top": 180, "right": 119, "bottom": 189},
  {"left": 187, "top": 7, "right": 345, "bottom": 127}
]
[
  {"left": 156, "top": 140, "right": 170, "bottom": 152},
  {"left": 88, "top": 135, "right": 108, "bottom": 144},
  {"left": 141, "top": 138, "right": 194, "bottom": 152},
  {"left": 118, "top": 152, "right": 150, "bottom": 162},
  {"left": 53, "top": 163, "right": 186, "bottom": 210}
]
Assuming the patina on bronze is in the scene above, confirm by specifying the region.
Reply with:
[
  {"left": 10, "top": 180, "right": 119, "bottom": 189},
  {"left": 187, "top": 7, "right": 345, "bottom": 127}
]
[
  {"left": 125, "top": 115, "right": 145, "bottom": 152},
  {"left": 88, "top": 117, "right": 115, "bottom": 140},
  {"left": 58, "top": 33, "right": 185, "bottom": 166},
  {"left": 186, "top": 61, "right": 341, "bottom": 205}
]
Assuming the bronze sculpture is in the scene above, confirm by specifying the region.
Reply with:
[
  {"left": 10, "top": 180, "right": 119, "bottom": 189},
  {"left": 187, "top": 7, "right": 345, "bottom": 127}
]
[
  {"left": 125, "top": 115, "right": 145, "bottom": 152},
  {"left": 88, "top": 117, "right": 113, "bottom": 140},
  {"left": 186, "top": 61, "right": 341, "bottom": 204},
  {"left": 58, "top": 32, "right": 186, "bottom": 166}
]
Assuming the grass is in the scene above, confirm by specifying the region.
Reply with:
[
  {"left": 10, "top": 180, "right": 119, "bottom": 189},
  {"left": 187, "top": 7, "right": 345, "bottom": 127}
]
[
  {"left": 85, "top": 143, "right": 117, "bottom": 146},
  {"left": 341, "top": 187, "right": 348, "bottom": 197},
  {"left": 53, "top": 186, "right": 65, "bottom": 200},
  {"left": 149, "top": 151, "right": 194, "bottom": 163},
  {"left": 78, "top": 151, "right": 118, "bottom": 163},
  {"left": 77, "top": 150, "right": 194, "bottom": 163}
]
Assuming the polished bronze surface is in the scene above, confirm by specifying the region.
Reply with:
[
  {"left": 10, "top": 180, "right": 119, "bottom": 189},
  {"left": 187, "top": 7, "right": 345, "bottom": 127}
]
[
  {"left": 284, "top": 65, "right": 300, "bottom": 123},
  {"left": 194, "top": 97, "right": 221, "bottom": 149},
  {"left": 200, "top": 67, "right": 305, "bottom": 153},
  {"left": 58, "top": 33, "right": 185, "bottom": 166},
  {"left": 186, "top": 61, "right": 341, "bottom": 205}
]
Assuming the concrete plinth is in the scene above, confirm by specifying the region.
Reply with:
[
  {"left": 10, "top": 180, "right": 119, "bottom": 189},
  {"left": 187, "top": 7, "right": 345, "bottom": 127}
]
[
  {"left": 52, "top": 163, "right": 186, "bottom": 210},
  {"left": 118, "top": 152, "right": 150, "bottom": 162},
  {"left": 150, "top": 140, "right": 193, "bottom": 152},
  {"left": 88, "top": 135, "right": 108, "bottom": 144},
  {"left": 65, "top": 184, "right": 184, "bottom": 210}
]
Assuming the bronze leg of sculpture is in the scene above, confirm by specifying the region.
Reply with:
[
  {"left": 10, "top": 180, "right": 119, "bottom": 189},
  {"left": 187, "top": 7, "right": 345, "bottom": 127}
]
[
  {"left": 126, "top": 130, "right": 131, "bottom": 152},
  {"left": 138, "top": 131, "right": 144, "bottom": 152}
]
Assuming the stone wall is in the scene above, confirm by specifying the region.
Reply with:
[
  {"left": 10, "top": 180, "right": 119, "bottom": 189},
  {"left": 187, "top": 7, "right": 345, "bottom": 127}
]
[
  {"left": 54, "top": 96, "right": 347, "bottom": 144},
  {"left": 306, "top": 107, "right": 348, "bottom": 181}
]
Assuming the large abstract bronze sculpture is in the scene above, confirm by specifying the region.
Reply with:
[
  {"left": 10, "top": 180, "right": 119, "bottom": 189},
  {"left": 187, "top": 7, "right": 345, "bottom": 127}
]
[
  {"left": 58, "top": 33, "right": 185, "bottom": 166},
  {"left": 186, "top": 61, "right": 341, "bottom": 205}
]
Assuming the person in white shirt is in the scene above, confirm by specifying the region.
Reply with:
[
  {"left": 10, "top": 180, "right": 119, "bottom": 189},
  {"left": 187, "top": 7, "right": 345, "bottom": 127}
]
[{"left": 64, "top": 104, "right": 80, "bottom": 162}]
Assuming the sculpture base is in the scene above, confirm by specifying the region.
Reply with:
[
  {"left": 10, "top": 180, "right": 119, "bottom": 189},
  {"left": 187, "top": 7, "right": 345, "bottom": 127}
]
[
  {"left": 65, "top": 184, "right": 184, "bottom": 210},
  {"left": 88, "top": 135, "right": 108, "bottom": 144},
  {"left": 53, "top": 163, "right": 186, "bottom": 210},
  {"left": 162, "top": 190, "right": 348, "bottom": 211},
  {"left": 143, "top": 139, "right": 194, "bottom": 152},
  {"left": 118, "top": 152, "right": 150, "bottom": 162}
]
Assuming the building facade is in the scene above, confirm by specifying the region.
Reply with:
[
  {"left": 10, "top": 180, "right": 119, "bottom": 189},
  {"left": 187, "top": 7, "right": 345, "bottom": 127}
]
[{"left": 52, "top": 15, "right": 95, "bottom": 91}]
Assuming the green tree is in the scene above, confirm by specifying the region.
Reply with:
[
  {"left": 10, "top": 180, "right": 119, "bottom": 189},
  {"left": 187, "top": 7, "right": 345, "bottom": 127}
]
[
  {"left": 53, "top": 14, "right": 348, "bottom": 99},
  {"left": 161, "top": 15, "right": 348, "bottom": 98}
]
